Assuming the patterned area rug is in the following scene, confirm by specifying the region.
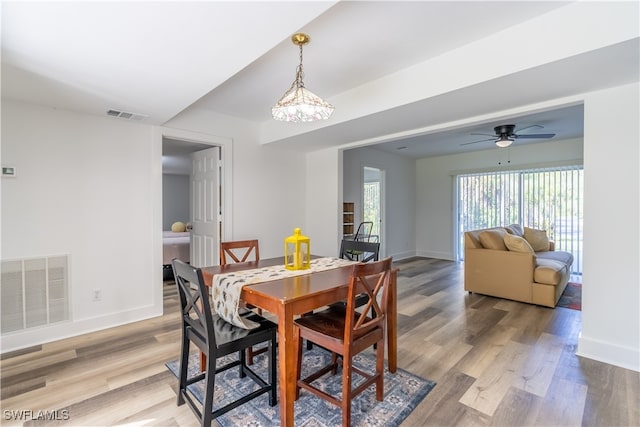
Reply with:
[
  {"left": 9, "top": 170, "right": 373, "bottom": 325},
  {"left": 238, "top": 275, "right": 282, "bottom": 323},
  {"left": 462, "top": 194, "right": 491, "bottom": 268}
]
[
  {"left": 557, "top": 282, "right": 581, "bottom": 310},
  {"left": 166, "top": 347, "right": 435, "bottom": 426}
]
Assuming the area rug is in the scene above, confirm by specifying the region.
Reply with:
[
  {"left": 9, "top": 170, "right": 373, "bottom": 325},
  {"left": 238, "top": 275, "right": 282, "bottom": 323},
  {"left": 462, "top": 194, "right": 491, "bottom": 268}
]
[
  {"left": 166, "top": 347, "right": 435, "bottom": 426},
  {"left": 557, "top": 282, "right": 581, "bottom": 311}
]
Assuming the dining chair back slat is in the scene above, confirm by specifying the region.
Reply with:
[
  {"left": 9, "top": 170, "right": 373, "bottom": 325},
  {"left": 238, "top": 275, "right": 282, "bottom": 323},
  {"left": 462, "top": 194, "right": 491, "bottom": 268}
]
[{"left": 220, "top": 239, "right": 260, "bottom": 265}]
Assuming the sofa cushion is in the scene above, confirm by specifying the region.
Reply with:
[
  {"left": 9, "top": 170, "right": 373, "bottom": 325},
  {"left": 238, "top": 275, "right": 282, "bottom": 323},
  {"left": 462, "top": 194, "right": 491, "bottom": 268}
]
[
  {"left": 535, "top": 259, "right": 566, "bottom": 285},
  {"left": 504, "top": 233, "right": 535, "bottom": 253},
  {"left": 505, "top": 224, "right": 524, "bottom": 237},
  {"left": 524, "top": 227, "right": 550, "bottom": 251},
  {"left": 478, "top": 229, "right": 507, "bottom": 250},
  {"left": 536, "top": 250, "right": 574, "bottom": 266}
]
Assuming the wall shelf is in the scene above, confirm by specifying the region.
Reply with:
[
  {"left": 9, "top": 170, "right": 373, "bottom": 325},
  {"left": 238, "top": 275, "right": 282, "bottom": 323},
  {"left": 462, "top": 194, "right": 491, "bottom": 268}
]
[{"left": 342, "top": 202, "right": 354, "bottom": 237}]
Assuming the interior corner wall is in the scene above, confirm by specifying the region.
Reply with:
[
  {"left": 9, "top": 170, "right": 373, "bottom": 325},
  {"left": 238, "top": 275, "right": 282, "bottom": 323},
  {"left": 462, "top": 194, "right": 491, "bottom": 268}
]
[
  {"left": 305, "top": 148, "right": 341, "bottom": 258},
  {"left": 162, "top": 174, "right": 190, "bottom": 230},
  {"left": 579, "top": 82, "right": 639, "bottom": 372},
  {"left": 1, "top": 100, "right": 162, "bottom": 352},
  {"left": 342, "top": 146, "right": 416, "bottom": 260}
]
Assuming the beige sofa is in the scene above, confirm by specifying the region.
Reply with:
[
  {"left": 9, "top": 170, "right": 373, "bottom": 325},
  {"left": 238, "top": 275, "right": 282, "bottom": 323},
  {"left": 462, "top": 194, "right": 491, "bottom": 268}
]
[{"left": 464, "top": 224, "right": 573, "bottom": 308}]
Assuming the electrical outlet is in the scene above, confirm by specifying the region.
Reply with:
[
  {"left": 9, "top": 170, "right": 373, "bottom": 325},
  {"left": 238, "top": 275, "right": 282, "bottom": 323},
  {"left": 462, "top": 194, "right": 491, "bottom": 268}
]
[{"left": 92, "top": 289, "right": 102, "bottom": 302}]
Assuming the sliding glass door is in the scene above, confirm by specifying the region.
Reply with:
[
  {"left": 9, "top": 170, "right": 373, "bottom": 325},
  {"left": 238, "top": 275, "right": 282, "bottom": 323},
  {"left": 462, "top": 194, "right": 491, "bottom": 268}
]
[{"left": 457, "top": 166, "right": 583, "bottom": 275}]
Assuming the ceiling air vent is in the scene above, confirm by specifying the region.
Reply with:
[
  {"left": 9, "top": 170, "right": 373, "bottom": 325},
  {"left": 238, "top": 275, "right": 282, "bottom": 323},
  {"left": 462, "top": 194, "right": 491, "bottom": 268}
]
[{"left": 106, "top": 109, "right": 148, "bottom": 121}]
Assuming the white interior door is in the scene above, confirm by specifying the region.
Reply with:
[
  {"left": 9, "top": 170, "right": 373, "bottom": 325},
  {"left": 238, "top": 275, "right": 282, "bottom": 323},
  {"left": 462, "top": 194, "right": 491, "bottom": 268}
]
[{"left": 190, "top": 147, "right": 220, "bottom": 267}]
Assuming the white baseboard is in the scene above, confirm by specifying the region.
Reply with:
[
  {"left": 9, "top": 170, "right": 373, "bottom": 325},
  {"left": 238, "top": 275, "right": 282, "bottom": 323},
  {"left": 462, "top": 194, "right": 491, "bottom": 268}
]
[
  {"left": 415, "top": 250, "right": 455, "bottom": 261},
  {"left": 0, "top": 304, "right": 162, "bottom": 354},
  {"left": 387, "top": 251, "right": 416, "bottom": 262},
  {"left": 577, "top": 333, "right": 640, "bottom": 372}
]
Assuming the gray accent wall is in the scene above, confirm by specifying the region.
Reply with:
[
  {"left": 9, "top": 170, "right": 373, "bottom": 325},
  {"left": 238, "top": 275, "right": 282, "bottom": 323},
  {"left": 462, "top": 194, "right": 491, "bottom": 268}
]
[
  {"left": 343, "top": 146, "right": 416, "bottom": 261},
  {"left": 162, "top": 174, "right": 190, "bottom": 230}
]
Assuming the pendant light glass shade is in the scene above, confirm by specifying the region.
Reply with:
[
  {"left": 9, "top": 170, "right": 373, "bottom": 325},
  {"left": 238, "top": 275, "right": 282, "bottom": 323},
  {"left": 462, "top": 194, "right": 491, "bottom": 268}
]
[{"left": 272, "top": 33, "right": 334, "bottom": 123}]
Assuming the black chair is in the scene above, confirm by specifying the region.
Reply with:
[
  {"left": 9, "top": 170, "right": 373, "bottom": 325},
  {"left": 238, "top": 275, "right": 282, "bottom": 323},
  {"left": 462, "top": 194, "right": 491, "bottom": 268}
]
[
  {"left": 345, "top": 222, "right": 374, "bottom": 260},
  {"left": 172, "top": 259, "right": 277, "bottom": 426},
  {"left": 340, "top": 239, "right": 380, "bottom": 263},
  {"left": 353, "top": 221, "right": 374, "bottom": 242}
]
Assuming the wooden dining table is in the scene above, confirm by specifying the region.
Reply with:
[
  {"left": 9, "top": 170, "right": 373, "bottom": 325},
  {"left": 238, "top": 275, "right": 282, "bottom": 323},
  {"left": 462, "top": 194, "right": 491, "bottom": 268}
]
[{"left": 201, "top": 256, "right": 398, "bottom": 427}]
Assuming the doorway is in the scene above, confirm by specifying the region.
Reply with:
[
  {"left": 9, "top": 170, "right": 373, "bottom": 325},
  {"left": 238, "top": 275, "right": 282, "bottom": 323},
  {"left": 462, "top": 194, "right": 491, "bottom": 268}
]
[{"left": 363, "top": 166, "right": 384, "bottom": 254}]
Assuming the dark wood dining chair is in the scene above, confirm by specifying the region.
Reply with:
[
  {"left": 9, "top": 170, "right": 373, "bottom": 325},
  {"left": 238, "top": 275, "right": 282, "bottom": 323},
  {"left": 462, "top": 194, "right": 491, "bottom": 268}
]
[
  {"left": 305, "top": 239, "right": 382, "bottom": 351},
  {"left": 220, "top": 239, "right": 266, "bottom": 365},
  {"left": 220, "top": 239, "right": 260, "bottom": 264},
  {"left": 171, "top": 259, "right": 277, "bottom": 426},
  {"left": 294, "top": 257, "right": 393, "bottom": 427}
]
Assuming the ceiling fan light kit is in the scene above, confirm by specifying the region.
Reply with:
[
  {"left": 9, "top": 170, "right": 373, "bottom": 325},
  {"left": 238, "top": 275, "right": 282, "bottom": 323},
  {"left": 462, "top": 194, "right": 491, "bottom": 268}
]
[
  {"left": 463, "top": 124, "right": 556, "bottom": 148},
  {"left": 272, "top": 33, "right": 334, "bottom": 123},
  {"left": 495, "top": 136, "right": 514, "bottom": 148}
]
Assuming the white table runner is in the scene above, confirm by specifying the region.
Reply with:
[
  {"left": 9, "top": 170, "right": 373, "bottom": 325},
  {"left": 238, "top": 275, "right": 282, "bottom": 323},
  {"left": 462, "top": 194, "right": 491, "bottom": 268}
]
[{"left": 212, "top": 257, "right": 357, "bottom": 329}]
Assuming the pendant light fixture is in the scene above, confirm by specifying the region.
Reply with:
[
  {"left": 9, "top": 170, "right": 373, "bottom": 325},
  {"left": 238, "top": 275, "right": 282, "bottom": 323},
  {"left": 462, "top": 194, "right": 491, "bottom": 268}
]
[{"left": 271, "top": 33, "right": 334, "bottom": 123}]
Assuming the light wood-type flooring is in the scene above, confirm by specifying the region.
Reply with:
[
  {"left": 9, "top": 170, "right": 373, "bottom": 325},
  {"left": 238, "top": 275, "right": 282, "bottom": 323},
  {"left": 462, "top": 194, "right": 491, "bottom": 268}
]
[{"left": 1, "top": 258, "right": 638, "bottom": 426}]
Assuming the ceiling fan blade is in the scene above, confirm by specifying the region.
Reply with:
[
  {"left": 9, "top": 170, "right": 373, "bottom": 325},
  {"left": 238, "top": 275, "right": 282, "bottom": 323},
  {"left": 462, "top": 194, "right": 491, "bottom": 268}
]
[
  {"left": 515, "top": 133, "right": 556, "bottom": 139},
  {"left": 460, "top": 138, "right": 494, "bottom": 146},
  {"left": 514, "top": 124, "right": 543, "bottom": 134}
]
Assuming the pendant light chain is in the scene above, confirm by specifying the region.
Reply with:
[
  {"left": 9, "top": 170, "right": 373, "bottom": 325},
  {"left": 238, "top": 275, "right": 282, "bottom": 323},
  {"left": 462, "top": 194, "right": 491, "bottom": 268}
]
[{"left": 295, "top": 43, "right": 305, "bottom": 89}]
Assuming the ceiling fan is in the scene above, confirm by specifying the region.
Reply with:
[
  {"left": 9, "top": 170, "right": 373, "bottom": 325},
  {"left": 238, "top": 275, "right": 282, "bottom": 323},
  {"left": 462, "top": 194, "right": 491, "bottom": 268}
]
[{"left": 462, "top": 124, "right": 556, "bottom": 148}]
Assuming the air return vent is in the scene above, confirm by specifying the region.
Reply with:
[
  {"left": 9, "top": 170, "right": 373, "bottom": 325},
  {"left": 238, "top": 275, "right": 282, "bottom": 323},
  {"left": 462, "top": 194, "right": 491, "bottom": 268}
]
[
  {"left": 1, "top": 255, "right": 70, "bottom": 334},
  {"left": 106, "top": 109, "right": 148, "bottom": 121}
]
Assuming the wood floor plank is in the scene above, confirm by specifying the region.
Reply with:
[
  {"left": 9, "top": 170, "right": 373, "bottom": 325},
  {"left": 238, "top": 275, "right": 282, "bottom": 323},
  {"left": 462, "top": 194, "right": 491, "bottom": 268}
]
[
  {"left": 514, "top": 332, "right": 564, "bottom": 396},
  {"left": 458, "top": 339, "right": 531, "bottom": 416},
  {"left": 533, "top": 377, "right": 587, "bottom": 426}
]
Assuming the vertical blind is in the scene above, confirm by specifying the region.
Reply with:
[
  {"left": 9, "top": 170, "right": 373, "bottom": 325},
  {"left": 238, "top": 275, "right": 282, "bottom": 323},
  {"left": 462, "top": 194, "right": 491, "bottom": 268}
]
[
  {"left": 364, "top": 181, "right": 380, "bottom": 237},
  {"left": 457, "top": 166, "right": 583, "bottom": 274}
]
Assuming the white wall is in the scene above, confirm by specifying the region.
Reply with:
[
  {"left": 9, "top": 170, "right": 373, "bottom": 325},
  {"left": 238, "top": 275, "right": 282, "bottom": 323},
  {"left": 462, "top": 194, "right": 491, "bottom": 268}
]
[
  {"left": 162, "top": 174, "right": 189, "bottom": 230},
  {"left": 343, "top": 146, "right": 416, "bottom": 260},
  {"left": 416, "top": 137, "right": 584, "bottom": 260},
  {"left": 579, "top": 82, "right": 639, "bottom": 371},
  {"left": 1, "top": 100, "right": 162, "bottom": 351}
]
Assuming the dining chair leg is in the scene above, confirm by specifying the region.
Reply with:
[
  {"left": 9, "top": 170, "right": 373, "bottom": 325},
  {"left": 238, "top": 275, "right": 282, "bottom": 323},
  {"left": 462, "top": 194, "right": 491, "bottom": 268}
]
[
  {"left": 268, "top": 332, "right": 277, "bottom": 406},
  {"left": 177, "top": 336, "right": 189, "bottom": 406},
  {"left": 239, "top": 349, "right": 247, "bottom": 378},
  {"left": 294, "top": 326, "right": 303, "bottom": 401},
  {"left": 202, "top": 355, "right": 216, "bottom": 427},
  {"left": 376, "top": 337, "right": 384, "bottom": 401},
  {"left": 341, "top": 353, "right": 353, "bottom": 427}
]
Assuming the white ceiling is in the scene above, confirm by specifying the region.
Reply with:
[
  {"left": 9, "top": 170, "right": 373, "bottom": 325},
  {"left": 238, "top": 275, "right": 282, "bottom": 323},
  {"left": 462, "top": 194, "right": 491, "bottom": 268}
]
[{"left": 2, "top": 1, "right": 638, "bottom": 160}]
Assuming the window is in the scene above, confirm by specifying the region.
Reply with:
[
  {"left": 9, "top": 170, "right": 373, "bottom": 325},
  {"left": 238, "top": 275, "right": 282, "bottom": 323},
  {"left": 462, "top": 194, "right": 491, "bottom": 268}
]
[{"left": 457, "top": 166, "right": 583, "bottom": 275}]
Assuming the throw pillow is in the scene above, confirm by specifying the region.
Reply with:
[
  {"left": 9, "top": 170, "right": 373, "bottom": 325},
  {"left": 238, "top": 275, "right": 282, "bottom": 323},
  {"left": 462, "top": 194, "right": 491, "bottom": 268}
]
[
  {"left": 503, "top": 233, "right": 535, "bottom": 253},
  {"left": 171, "top": 221, "right": 186, "bottom": 232},
  {"left": 524, "top": 227, "right": 550, "bottom": 252},
  {"left": 478, "top": 230, "right": 507, "bottom": 250},
  {"left": 505, "top": 224, "right": 524, "bottom": 237}
]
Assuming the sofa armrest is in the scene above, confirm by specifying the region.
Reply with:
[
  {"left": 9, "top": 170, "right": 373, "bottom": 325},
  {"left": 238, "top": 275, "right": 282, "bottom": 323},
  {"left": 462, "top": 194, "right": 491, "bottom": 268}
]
[
  {"left": 548, "top": 240, "right": 555, "bottom": 251},
  {"left": 464, "top": 248, "right": 536, "bottom": 302}
]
